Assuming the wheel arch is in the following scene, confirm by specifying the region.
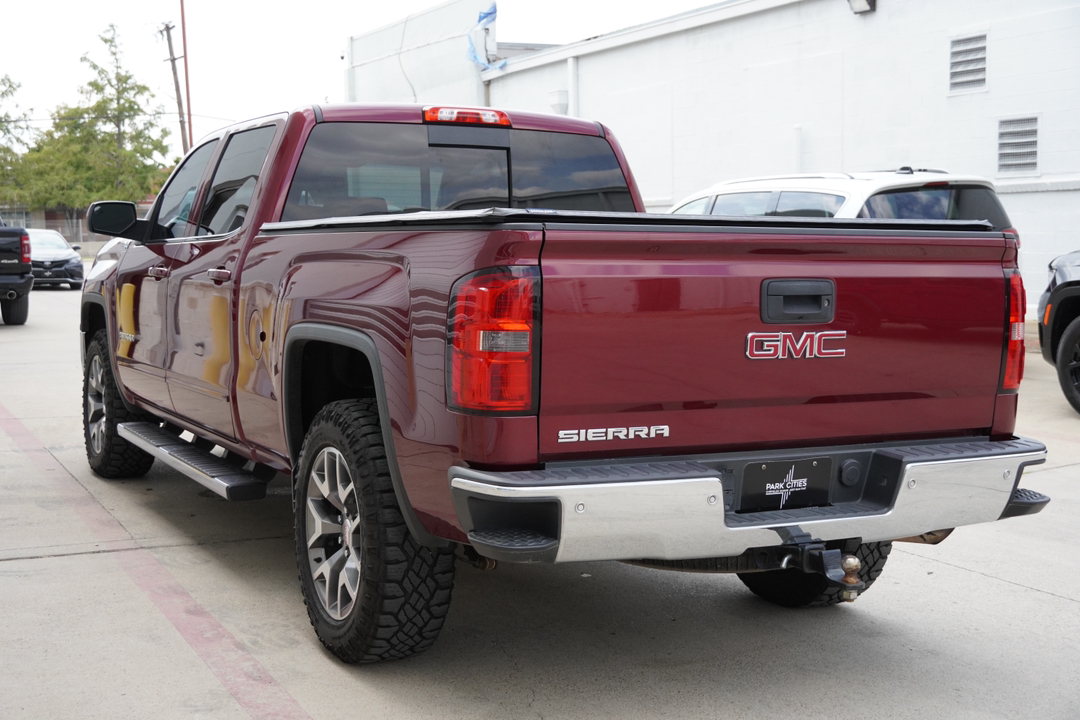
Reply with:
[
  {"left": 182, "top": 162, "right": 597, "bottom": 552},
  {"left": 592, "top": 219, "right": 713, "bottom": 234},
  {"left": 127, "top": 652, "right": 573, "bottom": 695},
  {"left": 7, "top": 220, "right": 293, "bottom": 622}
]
[
  {"left": 80, "top": 294, "right": 109, "bottom": 361},
  {"left": 1046, "top": 284, "right": 1080, "bottom": 363},
  {"left": 282, "top": 322, "right": 443, "bottom": 547}
]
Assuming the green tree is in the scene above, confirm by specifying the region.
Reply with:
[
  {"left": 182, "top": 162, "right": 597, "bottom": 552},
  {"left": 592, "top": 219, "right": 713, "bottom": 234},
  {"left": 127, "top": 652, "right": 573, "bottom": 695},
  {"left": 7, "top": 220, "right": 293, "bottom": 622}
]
[
  {"left": 18, "top": 26, "right": 170, "bottom": 234},
  {"left": 0, "top": 75, "right": 31, "bottom": 207}
]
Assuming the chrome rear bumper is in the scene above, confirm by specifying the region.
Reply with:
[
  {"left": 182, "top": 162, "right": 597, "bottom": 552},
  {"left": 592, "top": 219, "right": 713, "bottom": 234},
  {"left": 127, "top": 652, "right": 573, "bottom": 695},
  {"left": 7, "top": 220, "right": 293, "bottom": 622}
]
[{"left": 449, "top": 437, "right": 1047, "bottom": 563}]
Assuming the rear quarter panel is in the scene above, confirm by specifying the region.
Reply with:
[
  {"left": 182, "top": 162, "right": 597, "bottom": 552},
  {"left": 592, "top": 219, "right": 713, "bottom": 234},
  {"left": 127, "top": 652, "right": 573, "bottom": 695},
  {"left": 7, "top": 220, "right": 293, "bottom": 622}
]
[{"left": 236, "top": 225, "right": 544, "bottom": 537}]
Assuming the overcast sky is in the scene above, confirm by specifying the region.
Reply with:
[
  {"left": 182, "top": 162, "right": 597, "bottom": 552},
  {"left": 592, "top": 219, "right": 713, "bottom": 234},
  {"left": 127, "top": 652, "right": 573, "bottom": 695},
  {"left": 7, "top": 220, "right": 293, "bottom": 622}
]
[{"left": 4, "top": 0, "right": 715, "bottom": 161}]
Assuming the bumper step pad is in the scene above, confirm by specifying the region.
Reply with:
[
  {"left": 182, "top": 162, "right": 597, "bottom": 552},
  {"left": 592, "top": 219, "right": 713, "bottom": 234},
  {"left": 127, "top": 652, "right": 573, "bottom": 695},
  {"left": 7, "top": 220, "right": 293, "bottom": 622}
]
[
  {"left": 468, "top": 529, "right": 559, "bottom": 563},
  {"left": 1000, "top": 487, "right": 1051, "bottom": 519},
  {"left": 118, "top": 422, "right": 268, "bottom": 501}
]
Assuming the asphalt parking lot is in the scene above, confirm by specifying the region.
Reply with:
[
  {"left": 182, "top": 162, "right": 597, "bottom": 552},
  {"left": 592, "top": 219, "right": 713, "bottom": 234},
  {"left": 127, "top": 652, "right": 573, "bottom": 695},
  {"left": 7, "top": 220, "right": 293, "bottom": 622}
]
[{"left": 1, "top": 287, "right": 1077, "bottom": 720}]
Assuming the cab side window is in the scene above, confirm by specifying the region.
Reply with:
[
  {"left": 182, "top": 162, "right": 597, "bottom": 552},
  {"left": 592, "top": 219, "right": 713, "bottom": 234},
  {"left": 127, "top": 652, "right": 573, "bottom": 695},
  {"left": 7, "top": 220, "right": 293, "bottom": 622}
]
[
  {"left": 152, "top": 141, "right": 218, "bottom": 239},
  {"left": 198, "top": 126, "right": 277, "bottom": 236}
]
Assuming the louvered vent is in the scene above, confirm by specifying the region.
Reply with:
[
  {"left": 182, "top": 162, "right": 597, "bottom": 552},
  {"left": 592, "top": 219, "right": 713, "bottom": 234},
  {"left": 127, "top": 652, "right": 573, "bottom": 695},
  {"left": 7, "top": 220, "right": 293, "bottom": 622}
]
[
  {"left": 998, "top": 118, "right": 1038, "bottom": 173},
  {"left": 950, "top": 35, "right": 986, "bottom": 91}
]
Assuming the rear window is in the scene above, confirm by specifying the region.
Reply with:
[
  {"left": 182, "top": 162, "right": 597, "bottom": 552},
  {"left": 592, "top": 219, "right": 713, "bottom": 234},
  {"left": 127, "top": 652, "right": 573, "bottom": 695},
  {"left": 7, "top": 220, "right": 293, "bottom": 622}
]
[
  {"left": 28, "top": 230, "right": 69, "bottom": 250},
  {"left": 282, "top": 123, "right": 633, "bottom": 222},
  {"left": 859, "top": 185, "right": 1011, "bottom": 229},
  {"left": 510, "top": 130, "right": 634, "bottom": 211}
]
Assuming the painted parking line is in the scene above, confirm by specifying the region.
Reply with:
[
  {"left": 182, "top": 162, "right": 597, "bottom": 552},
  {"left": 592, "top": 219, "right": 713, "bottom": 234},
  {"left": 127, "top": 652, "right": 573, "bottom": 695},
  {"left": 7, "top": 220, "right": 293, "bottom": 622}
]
[{"left": 0, "top": 402, "right": 312, "bottom": 720}]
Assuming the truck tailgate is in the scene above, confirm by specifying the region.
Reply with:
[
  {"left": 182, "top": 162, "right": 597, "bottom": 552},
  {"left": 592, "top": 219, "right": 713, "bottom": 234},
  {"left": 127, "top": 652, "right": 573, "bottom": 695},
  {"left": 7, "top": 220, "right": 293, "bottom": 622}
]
[
  {"left": 538, "top": 226, "right": 1007, "bottom": 460},
  {"left": 0, "top": 230, "right": 28, "bottom": 274}
]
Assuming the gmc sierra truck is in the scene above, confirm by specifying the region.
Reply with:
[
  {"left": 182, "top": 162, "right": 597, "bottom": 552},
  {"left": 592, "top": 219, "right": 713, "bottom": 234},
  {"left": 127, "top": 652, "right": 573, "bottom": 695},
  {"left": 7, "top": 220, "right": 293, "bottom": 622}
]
[
  {"left": 80, "top": 104, "right": 1049, "bottom": 664},
  {"left": 0, "top": 215, "right": 33, "bottom": 325}
]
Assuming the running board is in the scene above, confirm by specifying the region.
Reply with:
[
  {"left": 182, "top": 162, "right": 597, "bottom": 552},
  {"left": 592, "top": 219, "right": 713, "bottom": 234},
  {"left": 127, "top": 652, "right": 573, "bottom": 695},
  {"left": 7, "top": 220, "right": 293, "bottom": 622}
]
[{"left": 117, "top": 422, "right": 268, "bottom": 501}]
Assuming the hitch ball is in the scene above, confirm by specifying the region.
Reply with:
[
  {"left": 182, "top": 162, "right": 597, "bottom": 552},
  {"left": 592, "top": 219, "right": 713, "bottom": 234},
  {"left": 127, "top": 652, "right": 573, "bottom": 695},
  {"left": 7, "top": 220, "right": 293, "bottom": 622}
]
[{"left": 841, "top": 555, "right": 862, "bottom": 602}]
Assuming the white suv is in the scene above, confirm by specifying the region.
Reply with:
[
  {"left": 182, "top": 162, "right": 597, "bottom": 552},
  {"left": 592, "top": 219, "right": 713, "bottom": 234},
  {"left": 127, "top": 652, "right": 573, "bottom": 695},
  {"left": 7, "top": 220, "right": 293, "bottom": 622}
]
[{"left": 669, "top": 167, "right": 1013, "bottom": 230}]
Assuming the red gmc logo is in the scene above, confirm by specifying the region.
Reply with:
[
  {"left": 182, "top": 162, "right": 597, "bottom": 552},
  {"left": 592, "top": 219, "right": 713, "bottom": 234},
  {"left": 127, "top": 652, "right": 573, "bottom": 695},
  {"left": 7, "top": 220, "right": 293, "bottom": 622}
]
[{"left": 746, "top": 331, "right": 847, "bottom": 359}]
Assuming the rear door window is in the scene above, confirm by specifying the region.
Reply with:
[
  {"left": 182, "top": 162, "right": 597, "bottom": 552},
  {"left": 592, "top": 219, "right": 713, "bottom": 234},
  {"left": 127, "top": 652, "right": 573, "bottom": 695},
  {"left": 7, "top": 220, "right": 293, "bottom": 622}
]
[
  {"left": 198, "top": 125, "right": 277, "bottom": 235},
  {"left": 710, "top": 192, "right": 773, "bottom": 216},
  {"left": 772, "top": 191, "right": 844, "bottom": 217}
]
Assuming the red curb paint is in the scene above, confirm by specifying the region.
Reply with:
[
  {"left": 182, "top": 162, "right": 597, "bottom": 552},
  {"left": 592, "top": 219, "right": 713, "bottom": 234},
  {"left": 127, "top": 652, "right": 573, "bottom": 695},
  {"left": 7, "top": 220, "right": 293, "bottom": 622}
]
[{"left": 0, "top": 402, "right": 312, "bottom": 720}]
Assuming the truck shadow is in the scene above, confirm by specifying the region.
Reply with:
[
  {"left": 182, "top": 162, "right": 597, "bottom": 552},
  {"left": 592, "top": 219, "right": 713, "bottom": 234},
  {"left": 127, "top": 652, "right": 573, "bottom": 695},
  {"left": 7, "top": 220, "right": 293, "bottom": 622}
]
[
  {"left": 343, "top": 558, "right": 1059, "bottom": 718},
  {"left": 98, "top": 465, "right": 1061, "bottom": 719}
]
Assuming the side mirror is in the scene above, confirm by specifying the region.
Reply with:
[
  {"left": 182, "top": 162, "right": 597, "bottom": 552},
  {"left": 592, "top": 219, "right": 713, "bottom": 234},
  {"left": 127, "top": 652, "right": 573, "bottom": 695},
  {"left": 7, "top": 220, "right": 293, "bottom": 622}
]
[
  {"left": 71, "top": 245, "right": 82, "bottom": 252},
  {"left": 87, "top": 201, "right": 139, "bottom": 239}
]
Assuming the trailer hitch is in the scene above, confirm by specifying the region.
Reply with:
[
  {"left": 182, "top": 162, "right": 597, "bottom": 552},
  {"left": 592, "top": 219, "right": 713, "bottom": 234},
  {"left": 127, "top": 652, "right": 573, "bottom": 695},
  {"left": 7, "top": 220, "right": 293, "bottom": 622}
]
[{"left": 762, "top": 530, "right": 866, "bottom": 601}]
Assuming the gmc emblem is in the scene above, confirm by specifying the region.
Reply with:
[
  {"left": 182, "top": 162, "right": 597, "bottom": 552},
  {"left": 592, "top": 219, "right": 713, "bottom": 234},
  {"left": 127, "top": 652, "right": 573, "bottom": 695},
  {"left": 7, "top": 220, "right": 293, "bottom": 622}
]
[{"left": 746, "top": 331, "right": 847, "bottom": 359}]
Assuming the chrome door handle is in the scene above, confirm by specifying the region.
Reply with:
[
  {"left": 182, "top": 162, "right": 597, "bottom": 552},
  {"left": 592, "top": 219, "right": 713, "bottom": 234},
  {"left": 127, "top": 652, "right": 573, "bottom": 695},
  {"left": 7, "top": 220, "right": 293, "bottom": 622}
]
[
  {"left": 206, "top": 268, "right": 232, "bottom": 282},
  {"left": 148, "top": 265, "right": 169, "bottom": 278}
]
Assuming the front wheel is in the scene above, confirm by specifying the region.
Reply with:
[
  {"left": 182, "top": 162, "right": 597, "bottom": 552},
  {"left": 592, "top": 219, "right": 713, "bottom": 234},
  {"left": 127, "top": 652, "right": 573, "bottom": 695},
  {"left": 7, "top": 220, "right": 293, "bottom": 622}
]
[
  {"left": 294, "top": 399, "right": 456, "bottom": 663},
  {"left": 83, "top": 330, "right": 155, "bottom": 477},
  {"left": 0, "top": 294, "right": 29, "bottom": 325},
  {"left": 1056, "top": 316, "right": 1080, "bottom": 415},
  {"left": 737, "top": 541, "right": 892, "bottom": 608}
]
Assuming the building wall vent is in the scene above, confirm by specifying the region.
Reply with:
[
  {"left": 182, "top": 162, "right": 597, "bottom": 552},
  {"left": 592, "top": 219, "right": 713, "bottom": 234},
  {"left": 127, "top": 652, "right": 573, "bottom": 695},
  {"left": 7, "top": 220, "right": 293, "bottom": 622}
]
[
  {"left": 950, "top": 35, "right": 987, "bottom": 91},
  {"left": 998, "top": 117, "right": 1038, "bottom": 173}
]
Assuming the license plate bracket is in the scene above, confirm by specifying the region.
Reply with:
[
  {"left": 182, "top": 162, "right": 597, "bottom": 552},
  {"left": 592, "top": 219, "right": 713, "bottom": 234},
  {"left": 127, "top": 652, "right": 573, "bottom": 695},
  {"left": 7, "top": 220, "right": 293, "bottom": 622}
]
[{"left": 738, "top": 457, "right": 832, "bottom": 513}]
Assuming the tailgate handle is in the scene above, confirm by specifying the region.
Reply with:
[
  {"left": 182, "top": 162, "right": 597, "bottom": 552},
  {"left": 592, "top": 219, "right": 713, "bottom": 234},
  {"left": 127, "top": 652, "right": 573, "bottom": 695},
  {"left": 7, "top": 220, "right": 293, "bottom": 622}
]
[{"left": 761, "top": 278, "right": 835, "bottom": 324}]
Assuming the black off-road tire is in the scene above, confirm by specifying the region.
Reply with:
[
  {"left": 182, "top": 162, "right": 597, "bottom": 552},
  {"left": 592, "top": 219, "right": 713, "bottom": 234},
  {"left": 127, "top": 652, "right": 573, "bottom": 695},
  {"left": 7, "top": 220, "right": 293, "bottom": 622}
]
[
  {"left": 83, "top": 329, "right": 155, "bottom": 478},
  {"left": 294, "top": 399, "right": 456, "bottom": 664},
  {"left": 1, "top": 294, "right": 29, "bottom": 325},
  {"left": 737, "top": 541, "right": 892, "bottom": 608},
  {"left": 1055, "top": 316, "right": 1080, "bottom": 415}
]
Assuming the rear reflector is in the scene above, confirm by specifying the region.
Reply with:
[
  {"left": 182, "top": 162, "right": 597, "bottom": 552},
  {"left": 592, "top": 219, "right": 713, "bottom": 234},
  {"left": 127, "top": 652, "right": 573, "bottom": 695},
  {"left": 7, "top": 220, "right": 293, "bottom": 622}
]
[
  {"left": 424, "top": 106, "right": 512, "bottom": 127},
  {"left": 447, "top": 267, "right": 539, "bottom": 413},
  {"left": 20, "top": 233, "right": 30, "bottom": 264},
  {"left": 1001, "top": 270, "right": 1025, "bottom": 391}
]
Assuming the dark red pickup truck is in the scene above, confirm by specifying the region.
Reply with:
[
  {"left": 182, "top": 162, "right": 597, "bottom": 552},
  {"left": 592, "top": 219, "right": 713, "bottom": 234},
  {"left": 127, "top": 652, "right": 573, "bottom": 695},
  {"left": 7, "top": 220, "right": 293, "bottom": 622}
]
[{"left": 81, "top": 104, "right": 1049, "bottom": 664}]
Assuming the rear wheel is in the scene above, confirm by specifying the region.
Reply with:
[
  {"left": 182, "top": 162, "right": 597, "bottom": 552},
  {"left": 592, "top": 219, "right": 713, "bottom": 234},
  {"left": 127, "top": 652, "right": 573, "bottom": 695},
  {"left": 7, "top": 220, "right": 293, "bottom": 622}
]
[
  {"left": 0, "top": 294, "right": 28, "bottom": 325},
  {"left": 1055, "top": 316, "right": 1080, "bottom": 415},
  {"left": 83, "top": 330, "right": 155, "bottom": 477},
  {"left": 295, "top": 399, "right": 456, "bottom": 663},
  {"left": 737, "top": 541, "right": 892, "bottom": 608}
]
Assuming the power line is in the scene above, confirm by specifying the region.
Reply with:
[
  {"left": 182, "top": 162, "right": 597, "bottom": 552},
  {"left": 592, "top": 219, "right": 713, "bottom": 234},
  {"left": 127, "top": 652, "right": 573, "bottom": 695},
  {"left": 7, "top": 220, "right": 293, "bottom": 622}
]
[{"left": 1, "top": 112, "right": 236, "bottom": 124}]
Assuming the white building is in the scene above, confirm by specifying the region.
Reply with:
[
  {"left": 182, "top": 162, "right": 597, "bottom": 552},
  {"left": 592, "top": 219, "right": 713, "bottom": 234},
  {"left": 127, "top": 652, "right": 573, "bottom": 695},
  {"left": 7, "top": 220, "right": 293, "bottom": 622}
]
[{"left": 346, "top": 0, "right": 1080, "bottom": 303}]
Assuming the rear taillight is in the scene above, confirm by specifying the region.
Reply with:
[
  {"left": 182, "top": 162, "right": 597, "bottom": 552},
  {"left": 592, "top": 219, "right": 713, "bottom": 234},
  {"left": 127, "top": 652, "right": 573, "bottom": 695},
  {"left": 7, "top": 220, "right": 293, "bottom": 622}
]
[
  {"left": 446, "top": 267, "right": 539, "bottom": 414},
  {"left": 1001, "top": 270, "right": 1026, "bottom": 391},
  {"left": 20, "top": 232, "right": 30, "bottom": 264}
]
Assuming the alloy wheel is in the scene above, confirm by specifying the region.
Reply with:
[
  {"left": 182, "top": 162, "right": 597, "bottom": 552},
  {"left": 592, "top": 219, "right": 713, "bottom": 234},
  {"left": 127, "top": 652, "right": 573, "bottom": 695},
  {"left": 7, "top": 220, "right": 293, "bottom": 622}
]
[
  {"left": 85, "top": 355, "right": 107, "bottom": 455},
  {"left": 304, "top": 447, "right": 362, "bottom": 621}
]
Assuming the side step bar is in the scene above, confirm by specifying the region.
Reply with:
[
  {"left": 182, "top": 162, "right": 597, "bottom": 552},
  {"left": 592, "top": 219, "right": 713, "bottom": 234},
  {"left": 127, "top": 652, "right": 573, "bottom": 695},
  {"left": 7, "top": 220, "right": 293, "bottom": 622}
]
[{"left": 118, "top": 422, "right": 268, "bottom": 501}]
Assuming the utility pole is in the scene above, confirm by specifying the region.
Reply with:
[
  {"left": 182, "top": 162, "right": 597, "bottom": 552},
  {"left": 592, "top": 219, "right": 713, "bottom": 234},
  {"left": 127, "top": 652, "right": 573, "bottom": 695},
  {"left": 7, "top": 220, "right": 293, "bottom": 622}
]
[
  {"left": 160, "top": 22, "right": 189, "bottom": 154},
  {"left": 180, "top": 0, "right": 193, "bottom": 150}
]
